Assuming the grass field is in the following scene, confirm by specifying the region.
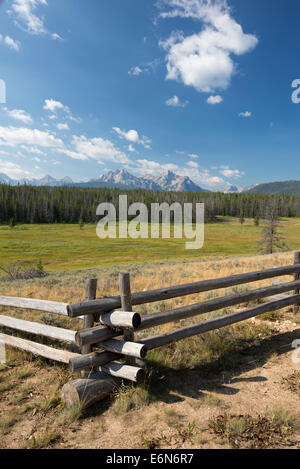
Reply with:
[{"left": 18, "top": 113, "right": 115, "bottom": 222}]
[
  {"left": 1, "top": 217, "right": 300, "bottom": 272},
  {"left": 0, "top": 221, "right": 299, "bottom": 449}
]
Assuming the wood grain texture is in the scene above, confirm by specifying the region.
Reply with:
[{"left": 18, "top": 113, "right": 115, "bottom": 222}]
[
  {"left": 139, "top": 279, "right": 300, "bottom": 331},
  {"left": 0, "top": 315, "right": 76, "bottom": 343},
  {"left": 0, "top": 333, "right": 79, "bottom": 363},
  {"left": 0, "top": 341, "right": 6, "bottom": 365},
  {"left": 99, "top": 339, "right": 147, "bottom": 359},
  {"left": 61, "top": 372, "right": 117, "bottom": 409},
  {"left": 99, "top": 311, "right": 141, "bottom": 329},
  {"left": 119, "top": 273, "right": 135, "bottom": 365},
  {"left": 75, "top": 324, "right": 121, "bottom": 347},
  {"left": 0, "top": 296, "right": 69, "bottom": 315},
  {"left": 81, "top": 279, "right": 97, "bottom": 377},
  {"left": 141, "top": 294, "right": 300, "bottom": 350},
  {"left": 68, "top": 263, "right": 300, "bottom": 317},
  {"left": 69, "top": 350, "right": 121, "bottom": 372},
  {"left": 100, "top": 362, "right": 145, "bottom": 383},
  {"left": 294, "top": 252, "right": 300, "bottom": 313}
]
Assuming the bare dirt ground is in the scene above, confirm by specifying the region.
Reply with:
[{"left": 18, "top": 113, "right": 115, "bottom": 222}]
[{"left": 0, "top": 317, "right": 299, "bottom": 449}]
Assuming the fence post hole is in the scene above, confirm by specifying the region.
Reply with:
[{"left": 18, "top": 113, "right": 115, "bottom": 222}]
[
  {"left": 0, "top": 341, "right": 6, "bottom": 365},
  {"left": 119, "top": 273, "right": 135, "bottom": 366},
  {"left": 81, "top": 279, "right": 97, "bottom": 377},
  {"left": 294, "top": 251, "right": 300, "bottom": 314}
]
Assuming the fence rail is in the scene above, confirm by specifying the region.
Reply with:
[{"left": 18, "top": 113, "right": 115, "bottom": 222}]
[{"left": 0, "top": 251, "right": 300, "bottom": 409}]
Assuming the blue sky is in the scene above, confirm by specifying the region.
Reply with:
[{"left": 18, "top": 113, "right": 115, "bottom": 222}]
[{"left": 0, "top": 0, "right": 300, "bottom": 191}]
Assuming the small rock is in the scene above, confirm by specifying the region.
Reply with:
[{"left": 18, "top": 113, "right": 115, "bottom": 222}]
[{"left": 254, "top": 340, "right": 261, "bottom": 347}]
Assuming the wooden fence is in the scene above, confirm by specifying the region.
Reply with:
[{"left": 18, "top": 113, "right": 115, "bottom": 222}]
[{"left": 0, "top": 251, "right": 300, "bottom": 409}]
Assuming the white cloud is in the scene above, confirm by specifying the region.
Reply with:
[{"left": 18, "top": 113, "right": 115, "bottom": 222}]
[
  {"left": 188, "top": 153, "right": 199, "bottom": 159},
  {"left": 128, "top": 66, "right": 143, "bottom": 76},
  {"left": 219, "top": 166, "right": 245, "bottom": 178},
  {"left": 4, "top": 36, "right": 20, "bottom": 51},
  {"left": 57, "top": 123, "right": 70, "bottom": 131},
  {"left": 0, "top": 159, "right": 38, "bottom": 180},
  {"left": 165, "top": 95, "right": 188, "bottom": 107},
  {"left": 159, "top": 0, "right": 258, "bottom": 93},
  {"left": 0, "top": 34, "right": 20, "bottom": 51},
  {"left": 60, "top": 135, "right": 131, "bottom": 165},
  {"left": 128, "top": 144, "right": 136, "bottom": 152},
  {"left": 207, "top": 95, "right": 223, "bottom": 104},
  {"left": 44, "top": 99, "right": 69, "bottom": 114},
  {"left": 8, "top": 0, "right": 61, "bottom": 39},
  {"left": 239, "top": 111, "right": 251, "bottom": 117},
  {"left": 3, "top": 108, "right": 33, "bottom": 124},
  {"left": 43, "top": 99, "right": 80, "bottom": 123},
  {"left": 113, "top": 127, "right": 152, "bottom": 149},
  {"left": 187, "top": 160, "right": 199, "bottom": 168},
  {"left": 128, "top": 59, "right": 160, "bottom": 77},
  {"left": 133, "top": 159, "right": 179, "bottom": 176},
  {"left": 113, "top": 127, "right": 139, "bottom": 143},
  {"left": 51, "top": 33, "right": 62, "bottom": 41},
  {"left": 21, "top": 145, "right": 46, "bottom": 155},
  {"left": 0, "top": 126, "right": 64, "bottom": 148}
]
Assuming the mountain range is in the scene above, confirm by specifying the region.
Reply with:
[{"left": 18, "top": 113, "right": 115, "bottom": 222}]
[
  {"left": 3, "top": 169, "right": 300, "bottom": 195},
  {"left": 0, "top": 169, "right": 208, "bottom": 193}
]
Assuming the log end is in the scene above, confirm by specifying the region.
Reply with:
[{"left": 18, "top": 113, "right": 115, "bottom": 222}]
[{"left": 132, "top": 313, "right": 141, "bottom": 329}]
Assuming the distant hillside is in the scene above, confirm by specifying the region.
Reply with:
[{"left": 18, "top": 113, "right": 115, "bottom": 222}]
[{"left": 245, "top": 180, "right": 300, "bottom": 195}]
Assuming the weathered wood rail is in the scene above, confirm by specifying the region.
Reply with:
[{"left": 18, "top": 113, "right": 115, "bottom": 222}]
[{"left": 0, "top": 252, "right": 299, "bottom": 409}]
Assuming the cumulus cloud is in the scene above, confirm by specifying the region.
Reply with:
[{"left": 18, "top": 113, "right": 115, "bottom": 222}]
[
  {"left": 0, "top": 126, "right": 63, "bottom": 148},
  {"left": 43, "top": 99, "right": 79, "bottom": 122},
  {"left": 159, "top": 0, "right": 258, "bottom": 93},
  {"left": 60, "top": 135, "right": 131, "bottom": 165},
  {"left": 207, "top": 94, "right": 223, "bottom": 104},
  {"left": 188, "top": 153, "right": 199, "bottom": 159},
  {"left": 0, "top": 159, "right": 39, "bottom": 180},
  {"left": 219, "top": 166, "right": 245, "bottom": 178},
  {"left": 187, "top": 160, "right": 199, "bottom": 168},
  {"left": 0, "top": 34, "right": 20, "bottom": 51},
  {"left": 165, "top": 95, "right": 188, "bottom": 107},
  {"left": 44, "top": 99, "right": 69, "bottom": 114},
  {"left": 8, "top": 0, "right": 61, "bottom": 40},
  {"left": 57, "top": 123, "right": 70, "bottom": 131},
  {"left": 21, "top": 145, "right": 46, "bottom": 155},
  {"left": 3, "top": 107, "right": 33, "bottom": 124},
  {"left": 113, "top": 127, "right": 152, "bottom": 149},
  {"left": 128, "top": 144, "right": 136, "bottom": 152}
]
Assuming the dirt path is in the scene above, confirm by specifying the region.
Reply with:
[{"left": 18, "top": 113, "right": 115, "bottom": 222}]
[{"left": 1, "top": 318, "right": 299, "bottom": 449}]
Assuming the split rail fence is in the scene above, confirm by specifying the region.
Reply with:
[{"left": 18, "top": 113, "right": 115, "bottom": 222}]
[{"left": 0, "top": 252, "right": 300, "bottom": 409}]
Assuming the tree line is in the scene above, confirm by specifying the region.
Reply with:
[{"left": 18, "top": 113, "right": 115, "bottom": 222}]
[{"left": 1, "top": 184, "right": 300, "bottom": 224}]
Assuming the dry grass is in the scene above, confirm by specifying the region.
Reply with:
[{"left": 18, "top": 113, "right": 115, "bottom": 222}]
[{"left": 0, "top": 251, "right": 299, "bottom": 449}]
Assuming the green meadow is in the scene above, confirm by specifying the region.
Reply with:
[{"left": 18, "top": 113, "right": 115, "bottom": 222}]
[{"left": 1, "top": 217, "right": 300, "bottom": 272}]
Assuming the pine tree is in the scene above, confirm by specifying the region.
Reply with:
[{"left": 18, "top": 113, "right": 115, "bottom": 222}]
[{"left": 257, "top": 200, "right": 289, "bottom": 254}]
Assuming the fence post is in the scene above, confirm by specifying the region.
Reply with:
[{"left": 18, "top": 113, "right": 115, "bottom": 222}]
[
  {"left": 294, "top": 251, "right": 300, "bottom": 314},
  {"left": 0, "top": 341, "right": 6, "bottom": 365},
  {"left": 81, "top": 279, "right": 98, "bottom": 377},
  {"left": 119, "top": 273, "right": 135, "bottom": 366}
]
